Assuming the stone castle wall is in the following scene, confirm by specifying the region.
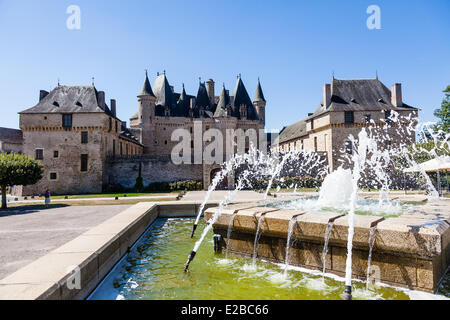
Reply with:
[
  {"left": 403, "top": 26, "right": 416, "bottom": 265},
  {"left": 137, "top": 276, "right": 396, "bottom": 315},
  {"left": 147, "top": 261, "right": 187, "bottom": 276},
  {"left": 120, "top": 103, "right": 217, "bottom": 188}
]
[{"left": 106, "top": 155, "right": 203, "bottom": 189}]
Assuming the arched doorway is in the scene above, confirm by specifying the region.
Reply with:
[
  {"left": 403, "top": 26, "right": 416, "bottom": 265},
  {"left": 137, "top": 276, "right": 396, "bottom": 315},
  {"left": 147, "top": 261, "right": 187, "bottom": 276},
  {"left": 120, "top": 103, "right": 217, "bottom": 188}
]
[{"left": 210, "top": 168, "right": 228, "bottom": 190}]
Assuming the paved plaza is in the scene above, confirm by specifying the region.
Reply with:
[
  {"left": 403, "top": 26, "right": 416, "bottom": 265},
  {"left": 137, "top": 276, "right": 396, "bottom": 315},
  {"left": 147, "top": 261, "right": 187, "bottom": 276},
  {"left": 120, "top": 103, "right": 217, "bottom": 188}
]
[{"left": 0, "top": 205, "right": 131, "bottom": 280}]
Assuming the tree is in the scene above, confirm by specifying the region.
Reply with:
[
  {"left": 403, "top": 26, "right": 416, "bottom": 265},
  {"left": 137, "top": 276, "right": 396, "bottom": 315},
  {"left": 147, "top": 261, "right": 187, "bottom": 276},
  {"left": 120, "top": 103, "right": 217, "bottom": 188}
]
[
  {"left": 0, "top": 152, "right": 43, "bottom": 209},
  {"left": 434, "top": 85, "right": 450, "bottom": 133}
]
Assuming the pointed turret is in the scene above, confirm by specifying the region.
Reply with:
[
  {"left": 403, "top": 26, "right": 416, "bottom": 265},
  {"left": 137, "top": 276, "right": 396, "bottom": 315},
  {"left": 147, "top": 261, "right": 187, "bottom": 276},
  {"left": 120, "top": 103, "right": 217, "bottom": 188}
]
[
  {"left": 232, "top": 75, "right": 258, "bottom": 120},
  {"left": 254, "top": 78, "right": 266, "bottom": 103},
  {"left": 137, "top": 70, "right": 157, "bottom": 152},
  {"left": 214, "top": 84, "right": 230, "bottom": 118},
  {"left": 175, "top": 83, "right": 190, "bottom": 117},
  {"left": 139, "top": 70, "right": 155, "bottom": 97},
  {"left": 195, "top": 81, "right": 211, "bottom": 118},
  {"left": 253, "top": 78, "right": 266, "bottom": 126}
]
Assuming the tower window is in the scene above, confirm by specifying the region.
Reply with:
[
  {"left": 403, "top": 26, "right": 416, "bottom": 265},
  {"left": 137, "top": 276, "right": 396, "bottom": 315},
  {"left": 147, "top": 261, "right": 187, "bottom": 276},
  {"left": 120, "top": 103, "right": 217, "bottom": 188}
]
[
  {"left": 81, "top": 131, "right": 88, "bottom": 144},
  {"left": 35, "top": 149, "right": 44, "bottom": 160},
  {"left": 80, "top": 154, "right": 88, "bottom": 172},
  {"left": 345, "top": 111, "right": 354, "bottom": 124},
  {"left": 53, "top": 150, "right": 59, "bottom": 158},
  {"left": 50, "top": 172, "right": 57, "bottom": 180}
]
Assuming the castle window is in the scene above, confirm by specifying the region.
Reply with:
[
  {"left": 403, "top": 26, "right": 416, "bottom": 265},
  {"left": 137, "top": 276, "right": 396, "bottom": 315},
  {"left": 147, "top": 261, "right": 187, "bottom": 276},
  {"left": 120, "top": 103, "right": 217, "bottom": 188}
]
[
  {"left": 165, "top": 140, "right": 168, "bottom": 145},
  {"left": 120, "top": 142, "right": 123, "bottom": 155},
  {"left": 81, "top": 131, "right": 88, "bottom": 144},
  {"left": 314, "top": 137, "right": 318, "bottom": 152},
  {"left": 50, "top": 172, "right": 57, "bottom": 180},
  {"left": 80, "top": 154, "right": 88, "bottom": 172},
  {"left": 311, "top": 119, "right": 314, "bottom": 130},
  {"left": 113, "top": 140, "right": 116, "bottom": 156},
  {"left": 109, "top": 117, "right": 112, "bottom": 132},
  {"left": 345, "top": 140, "right": 353, "bottom": 155},
  {"left": 35, "top": 149, "right": 43, "bottom": 160},
  {"left": 385, "top": 111, "right": 392, "bottom": 123},
  {"left": 53, "top": 150, "right": 59, "bottom": 158},
  {"left": 190, "top": 127, "right": 193, "bottom": 134},
  {"left": 62, "top": 114, "right": 72, "bottom": 128},
  {"left": 345, "top": 111, "right": 354, "bottom": 124},
  {"left": 115, "top": 121, "right": 118, "bottom": 133}
]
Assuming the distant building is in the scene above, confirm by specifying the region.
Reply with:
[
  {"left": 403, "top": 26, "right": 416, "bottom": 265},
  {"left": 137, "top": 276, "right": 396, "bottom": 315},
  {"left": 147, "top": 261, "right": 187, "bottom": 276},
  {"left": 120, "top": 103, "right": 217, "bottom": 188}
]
[
  {"left": 274, "top": 78, "right": 419, "bottom": 171},
  {"left": 0, "top": 127, "right": 23, "bottom": 154}
]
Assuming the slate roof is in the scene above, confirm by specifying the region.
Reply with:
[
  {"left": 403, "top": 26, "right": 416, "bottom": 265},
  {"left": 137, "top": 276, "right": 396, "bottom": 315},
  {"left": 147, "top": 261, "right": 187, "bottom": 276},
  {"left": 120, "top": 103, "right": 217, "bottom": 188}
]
[
  {"left": 120, "top": 127, "right": 143, "bottom": 146},
  {"left": 153, "top": 74, "right": 175, "bottom": 116},
  {"left": 214, "top": 85, "right": 231, "bottom": 118},
  {"left": 277, "top": 120, "right": 307, "bottom": 144},
  {"left": 194, "top": 82, "right": 213, "bottom": 117},
  {"left": 254, "top": 78, "right": 266, "bottom": 103},
  {"left": 308, "top": 78, "right": 417, "bottom": 119},
  {"left": 280, "top": 78, "right": 418, "bottom": 144},
  {"left": 20, "top": 86, "right": 117, "bottom": 118},
  {"left": 139, "top": 71, "right": 155, "bottom": 97},
  {"left": 0, "top": 127, "right": 23, "bottom": 144},
  {"left": 231, "top": 76, "right": 259, "bottom": 120}
]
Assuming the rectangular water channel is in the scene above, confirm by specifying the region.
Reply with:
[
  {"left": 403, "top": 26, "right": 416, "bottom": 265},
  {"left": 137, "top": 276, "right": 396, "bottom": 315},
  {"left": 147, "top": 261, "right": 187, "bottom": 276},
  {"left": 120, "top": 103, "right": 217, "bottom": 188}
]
[{"left": 89, "top": 217, "right": 450, "bottom": 300}]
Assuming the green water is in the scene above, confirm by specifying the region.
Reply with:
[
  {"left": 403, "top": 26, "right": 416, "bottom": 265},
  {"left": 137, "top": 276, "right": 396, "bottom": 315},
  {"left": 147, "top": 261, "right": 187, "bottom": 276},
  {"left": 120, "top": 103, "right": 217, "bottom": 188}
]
[{"left": 90, "top": 218, "right": 449, "bottom": 300}]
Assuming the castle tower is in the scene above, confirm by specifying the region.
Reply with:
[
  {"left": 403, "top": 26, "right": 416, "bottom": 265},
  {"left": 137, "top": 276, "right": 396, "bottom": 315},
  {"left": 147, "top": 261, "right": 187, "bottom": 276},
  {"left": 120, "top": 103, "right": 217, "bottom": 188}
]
[
  {"left": 253, "top": 78, "right": 266, "bottom": 125},
  {"left": 137, "top": 70, "right": 156, "bottom": 153}
]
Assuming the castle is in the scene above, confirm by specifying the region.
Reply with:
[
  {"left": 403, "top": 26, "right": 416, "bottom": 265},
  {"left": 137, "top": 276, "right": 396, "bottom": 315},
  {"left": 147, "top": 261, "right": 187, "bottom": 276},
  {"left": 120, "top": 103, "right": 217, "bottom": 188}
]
[
  {"left": 5, "top": 72, "right": 266, "bottom": 195},
  {"left": 0, "top": 73, "right": 419, "bottom": 196}
]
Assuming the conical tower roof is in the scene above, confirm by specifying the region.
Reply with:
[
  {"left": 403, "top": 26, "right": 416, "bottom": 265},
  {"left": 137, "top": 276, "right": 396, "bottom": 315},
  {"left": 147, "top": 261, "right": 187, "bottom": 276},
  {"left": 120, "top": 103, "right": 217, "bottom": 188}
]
[
  {"left": 254, "top": 78, "right": 266, "bottom": 103},
  {"left": 214, "top": 84, "right": 230, "bottom": 118},
  {"left": 138, "top": 70, "right": 155, "bottom": 97},
  {"left": 232, "top": 75, "right": 258, "bottom": 120}
]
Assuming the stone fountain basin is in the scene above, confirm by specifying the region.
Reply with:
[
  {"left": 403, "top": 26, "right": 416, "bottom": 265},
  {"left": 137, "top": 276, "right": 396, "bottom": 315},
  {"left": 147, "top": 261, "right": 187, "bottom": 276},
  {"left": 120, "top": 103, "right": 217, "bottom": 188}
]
[{"left": 205, "top": 200, "right": 450, "bottom": 293}]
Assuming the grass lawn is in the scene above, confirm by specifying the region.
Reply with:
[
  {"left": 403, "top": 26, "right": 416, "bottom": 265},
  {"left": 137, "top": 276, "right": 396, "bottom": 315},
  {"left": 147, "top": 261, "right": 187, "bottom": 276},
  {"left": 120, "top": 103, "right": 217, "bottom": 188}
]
[{"left": 34, "top": 192, "right": 178, "bottom": 200}]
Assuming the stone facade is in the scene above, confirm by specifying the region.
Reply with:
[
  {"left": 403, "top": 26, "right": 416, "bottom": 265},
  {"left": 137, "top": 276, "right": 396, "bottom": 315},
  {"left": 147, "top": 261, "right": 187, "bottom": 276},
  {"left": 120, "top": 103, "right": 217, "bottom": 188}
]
[
  {"left": 17, "top": 86, "right": 143, "bottom": 196},
  {"left": 274, "top": 78, "right": 418, "bottom": 172},
  {"left": 11, "top": 72, "right": 267, "bottom": 195},
  {"left": 0, "top": 127, "right": 23, "bottom": 154}
]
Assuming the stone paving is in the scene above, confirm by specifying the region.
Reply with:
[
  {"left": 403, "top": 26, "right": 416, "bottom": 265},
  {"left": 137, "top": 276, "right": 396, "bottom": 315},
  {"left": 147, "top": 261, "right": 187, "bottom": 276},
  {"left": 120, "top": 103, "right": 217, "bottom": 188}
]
[{"left": 0, "top": 205, "right": 131, "bottom": 280}]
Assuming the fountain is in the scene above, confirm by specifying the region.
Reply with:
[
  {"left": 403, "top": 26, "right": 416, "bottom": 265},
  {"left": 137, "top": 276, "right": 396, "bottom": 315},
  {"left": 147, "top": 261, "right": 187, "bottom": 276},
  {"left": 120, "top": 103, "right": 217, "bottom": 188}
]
[
  {"left": 89, "top": 113, "right": 450, "bottom": 300},
  {"left": 366, "top": 227, "right": 377, "bottom": 289},
  {"left": 322, "top": 221, "right": 334, "bottom": 278}
]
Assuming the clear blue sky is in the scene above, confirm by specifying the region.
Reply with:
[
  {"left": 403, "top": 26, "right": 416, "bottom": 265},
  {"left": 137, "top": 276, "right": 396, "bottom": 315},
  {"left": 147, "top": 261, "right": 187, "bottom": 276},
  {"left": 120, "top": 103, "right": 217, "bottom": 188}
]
[{"left": 0, "top": 0, "right": 449, "bottom": 131}]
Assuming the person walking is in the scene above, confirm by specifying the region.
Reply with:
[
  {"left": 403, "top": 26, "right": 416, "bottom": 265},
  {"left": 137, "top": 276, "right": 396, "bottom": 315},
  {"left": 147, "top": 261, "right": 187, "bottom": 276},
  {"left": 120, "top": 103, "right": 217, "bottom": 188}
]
[{"left": 44, "top": 189, "right": 51, "bottom": 208}]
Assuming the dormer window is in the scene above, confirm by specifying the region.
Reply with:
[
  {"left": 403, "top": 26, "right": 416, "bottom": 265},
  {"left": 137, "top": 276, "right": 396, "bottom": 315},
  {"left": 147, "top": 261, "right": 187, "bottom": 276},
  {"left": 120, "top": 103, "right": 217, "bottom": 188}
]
[
  {"left": 350, "top": 98, "right": 356, "bottom": 103},
  {"left": 76, "top": 101, "right": 82, "bottom": 107},
  {"left": 53, "top": 101, "right": 60, "bottom": 107}
]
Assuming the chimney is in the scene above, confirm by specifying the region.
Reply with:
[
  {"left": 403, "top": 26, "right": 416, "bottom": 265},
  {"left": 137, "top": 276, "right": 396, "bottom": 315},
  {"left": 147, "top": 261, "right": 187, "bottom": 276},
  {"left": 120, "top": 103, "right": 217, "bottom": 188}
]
[
  {"left": 391, "top": 83, "right": 402, "bottom": 107},
  {"left": 98, "top": 91, "right": 106, "bottom": 109},
  {"left": 39, "top": 90, "right": 49, "bottom": 102},
  {"left": 110, "top": 99, "right": 117, "bottom": 117},
  {"left": 206, "top": 79, "right": 215, "bottom": 105},
  {"left": 323, "top": 84, "right": 331, "bottom": 107}
]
